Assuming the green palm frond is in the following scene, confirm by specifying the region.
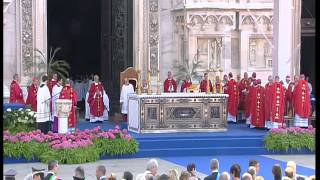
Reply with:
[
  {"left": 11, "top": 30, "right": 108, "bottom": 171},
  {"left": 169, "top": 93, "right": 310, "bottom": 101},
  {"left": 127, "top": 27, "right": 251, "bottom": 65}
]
[{"left": 34, "top": 47, "right": 70, "bottom": 79}]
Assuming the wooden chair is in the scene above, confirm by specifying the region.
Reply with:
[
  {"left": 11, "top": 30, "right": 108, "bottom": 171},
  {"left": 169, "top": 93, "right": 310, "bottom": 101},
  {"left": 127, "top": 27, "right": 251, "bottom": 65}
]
[{"left": 120, "top": 67, "right": 138, "bottom": 91}]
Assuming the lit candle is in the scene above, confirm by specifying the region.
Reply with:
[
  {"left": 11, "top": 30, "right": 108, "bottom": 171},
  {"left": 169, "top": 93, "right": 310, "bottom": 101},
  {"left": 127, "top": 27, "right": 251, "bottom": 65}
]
[{"left": 207, "top": 39, "right": 210, "bottom": 70}]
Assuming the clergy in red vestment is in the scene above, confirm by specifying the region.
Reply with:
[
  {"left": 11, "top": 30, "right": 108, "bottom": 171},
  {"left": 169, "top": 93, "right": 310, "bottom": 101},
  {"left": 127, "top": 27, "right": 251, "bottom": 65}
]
[
  {"left": 245, "top": 78, "right": 255, "bottom": 125},
  {"left": 238, "top": 72, "right": 250, "bottom": 111},
  {"left": 292, "top": 74, "right": 311, "bottom": 127},
  {"left": 59, "top": 79, "right": 78, "bottom": 129},
  {"left": 163, "top": 71, "right": 177, "bottom": 93},
  {"left": 264, "top": 75, "right": 274, "bottom": 128},
  {"left": 284, "top": 75, "right": 295, "bottom": 116},
  {"left": 222, "top": 74, "right": 228, "bottom": 94},
  {"left": 215, "top": 76, "right": 223, "bottom": 93},
  {"left": 47, "top": 73, "right": 58, "bottom": 94},
  {"left": 251, "top": 72, "right": 257, "bottom": 82},
  {"left": 180, "top": 75, "right": 192, "bottom": 92},
  {"left": 9, "top": 74, "right": 25, "bottom": 104},
  {"left": 226, "top": 72, "right": 239, "bottom": 123},
  {"left": 88, "top": 74, "right": 107, "bottom": 122},
  {"left": 26, "top": 77, "right": 39, "bottom": 111},
  {"left": 199, "top": 72, "right": 213, "bottom": 92},
  {"left": 270, "top": 76, "right": 285, "bottom": 128},
  {"left": 250, "top": 79, "right": 265, "bottom": 128}
]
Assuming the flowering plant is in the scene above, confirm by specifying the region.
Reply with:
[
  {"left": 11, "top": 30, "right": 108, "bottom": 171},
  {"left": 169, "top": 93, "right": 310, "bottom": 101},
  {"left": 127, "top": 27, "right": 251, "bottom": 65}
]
[
  {"left": 3, "top": 108, "right": 36, "bottom": 134},
  {"left": 3, "top": 125, "right": 139, "bottom": 164},
  {"left": 264, "top": 126, "right": 315, "bottom": 152}
]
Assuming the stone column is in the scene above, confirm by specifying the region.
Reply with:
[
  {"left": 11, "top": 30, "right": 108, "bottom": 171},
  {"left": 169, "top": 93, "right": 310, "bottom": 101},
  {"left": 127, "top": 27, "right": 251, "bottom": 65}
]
[{"left": 272, "top": 0, "right": 300, "bottom": 80}]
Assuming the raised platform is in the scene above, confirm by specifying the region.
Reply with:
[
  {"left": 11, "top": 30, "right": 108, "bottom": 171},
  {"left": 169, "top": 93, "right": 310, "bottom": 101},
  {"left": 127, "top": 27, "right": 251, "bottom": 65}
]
[{"left": 3, "top": 121, "right": 314, "bottom": 164}]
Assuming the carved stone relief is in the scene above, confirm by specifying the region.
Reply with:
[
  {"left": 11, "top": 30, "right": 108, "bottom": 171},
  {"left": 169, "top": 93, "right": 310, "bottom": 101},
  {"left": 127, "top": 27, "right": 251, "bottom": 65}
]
[
  {"left": 148, "top": 0, "right": 160, "bottom": 76},
  {"left": 20, "top": 0, "right": 34, "bottom": 76},
  {"left": 248, "top": 37, "right": 272, "bottom": 69}
]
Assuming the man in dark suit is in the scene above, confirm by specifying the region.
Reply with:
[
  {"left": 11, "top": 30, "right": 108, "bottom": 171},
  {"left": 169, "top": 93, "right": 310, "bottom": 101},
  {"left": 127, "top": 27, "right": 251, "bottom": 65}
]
[{"left": 204, "top": 159, "right": 220, "bottom": 180}]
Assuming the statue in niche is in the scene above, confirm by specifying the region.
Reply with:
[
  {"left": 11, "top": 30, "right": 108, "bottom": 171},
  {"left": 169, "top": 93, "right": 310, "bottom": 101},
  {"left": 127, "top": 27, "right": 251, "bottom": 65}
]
[
  {"left": 249, "top": 39, "right": 256, "bottom": 66},
  {"left": 264, "top": 42, "right": 272, "bottom": 68},
  {"left": 210, "top": 38, "right": 222, "bottom": 69}
]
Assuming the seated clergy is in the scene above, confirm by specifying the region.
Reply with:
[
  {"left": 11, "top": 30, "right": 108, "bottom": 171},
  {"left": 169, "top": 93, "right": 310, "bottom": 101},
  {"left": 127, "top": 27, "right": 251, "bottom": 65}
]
[{"left": 163, "top": 71, "right": 177, "bottom": 93}]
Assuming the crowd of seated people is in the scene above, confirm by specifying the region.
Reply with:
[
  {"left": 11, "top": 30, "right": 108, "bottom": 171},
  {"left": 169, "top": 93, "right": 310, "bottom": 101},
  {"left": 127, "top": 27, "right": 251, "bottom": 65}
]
[{"left": 22, "top": 158, "right": 314, "bottom": 180}]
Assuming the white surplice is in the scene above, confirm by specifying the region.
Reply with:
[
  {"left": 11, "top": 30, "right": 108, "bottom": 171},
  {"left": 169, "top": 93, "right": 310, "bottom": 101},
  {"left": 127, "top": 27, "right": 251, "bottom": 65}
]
[
  {"left": 120, "top": 84, "right": 135, "bottom": 114},
  {"left": 36, "top": 83, "right": 51, "bottom": 123},
  {"left": 51, "top": 84, "right": 63, "bottom": 121}
]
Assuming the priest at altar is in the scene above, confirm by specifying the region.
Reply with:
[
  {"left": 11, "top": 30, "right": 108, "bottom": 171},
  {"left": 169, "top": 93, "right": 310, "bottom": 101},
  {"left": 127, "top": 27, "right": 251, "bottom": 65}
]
[
  {"left": 87, "top": 75, "right": 109, "bottom": 123},
  {"left": 59, "top": 79, "right": 78, "bottom": 131},
  {"left": 26, "top": 77, "right": 39, "bottom": 111},
  {"left": 163, "top": 71, "right": 177, "bottom": 93},
  {"left": 199, "top": 72, "right": 213, "bottom": 92},
  {"left": 9, "top": 74, "right": 25, "bottom": 104},
  {"left": 180, "top": 75, "right": 192, "bottom": 92},
  {"left": 47, "top": 73, "right": 58, "bottom": 94}
]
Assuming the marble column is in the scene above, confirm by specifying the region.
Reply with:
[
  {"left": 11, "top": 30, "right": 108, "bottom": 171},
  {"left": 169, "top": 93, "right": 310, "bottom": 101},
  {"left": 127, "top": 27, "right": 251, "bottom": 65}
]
[{"left": 272, "top": 0, "right": 300, "bottom": 80}]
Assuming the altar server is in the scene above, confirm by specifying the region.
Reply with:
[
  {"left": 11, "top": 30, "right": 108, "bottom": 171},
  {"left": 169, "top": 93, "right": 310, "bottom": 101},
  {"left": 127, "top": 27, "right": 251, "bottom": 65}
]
[
  {"left": 163, "top": 71, "right": 177, "bottom": 93},
  {"left": 199, "top": 72, "right": 213, "bottom": 92},
  {"left": 51, "top": 78, "right": 63, "bottom": 132},
  {"left": 26, "top": 77, "right": 39, "bottom": 111},
  {"left": 36, "top": 75, "right": 51, "bottom": 134},
  {"left": 120, "top": 78, "right": 135, "bottom": 122},
  {"left": 292, "top": 74, "right": 311, "bottom": 127},
  {"left": 88, "top": 74, "right": 109, "bottom": 123},
  {"left": 9, "top": 73, "right": 25, "bottom": 104},
  {"left": 225, "top": 72, "right": 239, "bottom": 123},
  {"left": 59, "top": 79, "right": 78, "bottom": 131}
]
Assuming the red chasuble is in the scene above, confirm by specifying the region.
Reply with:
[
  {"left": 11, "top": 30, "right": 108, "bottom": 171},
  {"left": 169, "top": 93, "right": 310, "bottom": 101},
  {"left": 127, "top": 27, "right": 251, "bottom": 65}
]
[
  {"left": 264, "top": 82, "right": 273, "bottom": 121},
  {"left": 292, "top": 80, "right": 311, "bottom": 118},
  {"left": 9, "top": 80, "right": 25, "bottom": 104},
  {"left": 271, "top": 82, "right": 285, "bottom": 123},
  {"left": 238, "top": 78, "right": 250, "bottom": 110},
  {"left": 87, "top": 82, "right": 105, "bottom": 117},
  {"left": 59, "top": 85, "right": 78, "bottom": 128},
  {"left": 245, "top": 85, "right": 255, "bottom": 118},
  {"left": 226, "top": 79, "right": 239, "bottom": 116},
  {"left": 26, "top": 84, "right": 38, "bottom": 111},
  {"left": 180, "top": 80, "right": 192, "bottom": 92},
  {"left": 250, "top": 85, "right": 265, "bottom": 128},
  {"left": 163, "top": 78, "right": 177, "bottom": 92},
  {"left": 285, "top": 82, "right": 295, "bottom": 115},
  {"left": 199, "top": 80, "right": 213, "bottom": 92}
]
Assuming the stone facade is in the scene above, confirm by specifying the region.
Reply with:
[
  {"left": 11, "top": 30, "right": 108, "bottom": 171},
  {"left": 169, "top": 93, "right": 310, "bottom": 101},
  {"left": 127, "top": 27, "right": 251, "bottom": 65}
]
[{"left": 3, "top": 0, "right": 301, "bottom": 99}]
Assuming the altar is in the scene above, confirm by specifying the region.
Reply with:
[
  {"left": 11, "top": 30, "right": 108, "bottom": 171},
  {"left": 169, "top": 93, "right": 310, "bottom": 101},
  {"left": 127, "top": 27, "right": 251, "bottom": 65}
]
[{"left": 128, "top": 93, "right": 229, "bottom": 133}]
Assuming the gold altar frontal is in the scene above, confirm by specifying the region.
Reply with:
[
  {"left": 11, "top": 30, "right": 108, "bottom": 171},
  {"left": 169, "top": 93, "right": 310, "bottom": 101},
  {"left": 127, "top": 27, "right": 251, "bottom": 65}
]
[{"left": 128, "top": 93, "right": 229, "bottom": 133}]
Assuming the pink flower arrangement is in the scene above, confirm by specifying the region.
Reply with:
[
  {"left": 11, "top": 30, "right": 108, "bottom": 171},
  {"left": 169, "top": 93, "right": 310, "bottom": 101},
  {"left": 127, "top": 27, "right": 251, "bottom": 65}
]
[
  {"left": 3, "top": 125, "right": 134, "bottom": 150},
  {"left": 270, "top": 126, "right": 315, "bottom": 135}
]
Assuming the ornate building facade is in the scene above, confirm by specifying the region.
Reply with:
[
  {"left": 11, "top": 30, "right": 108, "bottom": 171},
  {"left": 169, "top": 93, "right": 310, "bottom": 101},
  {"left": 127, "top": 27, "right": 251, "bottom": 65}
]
[{"left": 3, "top": 0, "right": 302, "bottom": 100}]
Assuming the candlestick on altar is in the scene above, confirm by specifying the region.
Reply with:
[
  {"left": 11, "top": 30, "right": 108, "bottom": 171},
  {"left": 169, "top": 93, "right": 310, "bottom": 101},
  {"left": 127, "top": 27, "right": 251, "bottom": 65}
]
[
  {"left": 157, "top": 70, "right": 161, "bottom": 95},
  {"left": 212, "top": 69, "right": 217, "bottom": 94},
  {"left": 157, "top": 43, "right": 160, "bottom": 70},
  {"left": 206, "top": 69, "right": 210, "bottom": 94},
  {"left": 148, "top": 46, "right": 151, "bottom": 71},
  {"left": 147, "top": 70, "right": 152, "bottom": 95},
  {"left": 207, "top": 40, "right": 210, "bottom": 70},
  {"left": 219, "top": 68, "right": 223, "bottom": 93},
  {"left": 136, "top": 69, "right": 142, "bottom": 95}
]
